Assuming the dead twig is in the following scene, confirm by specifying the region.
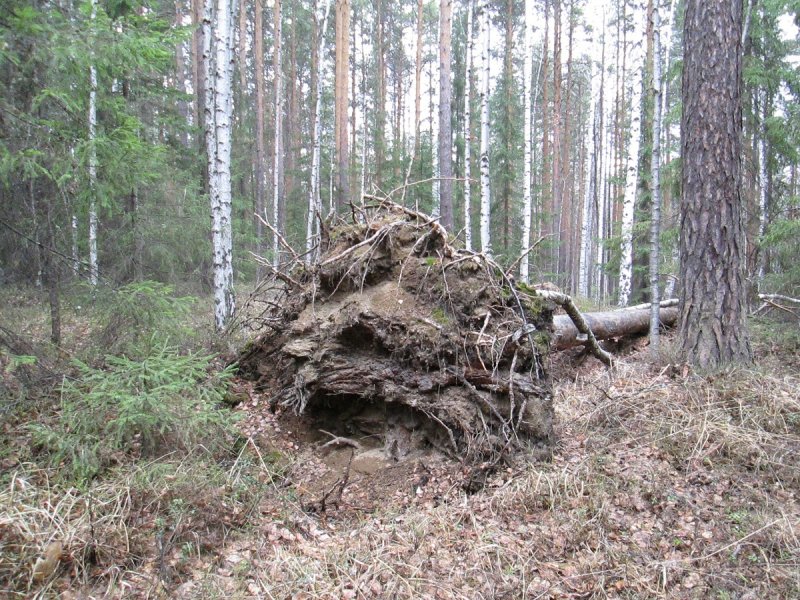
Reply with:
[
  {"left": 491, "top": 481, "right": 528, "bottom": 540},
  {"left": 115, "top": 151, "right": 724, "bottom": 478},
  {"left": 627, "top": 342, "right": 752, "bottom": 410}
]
[
  {"left": 536, "top": 290, "right": 614, "bottom": 367},
  {"left": 319, "top": 430, "right": 362, "bottom": 451}
]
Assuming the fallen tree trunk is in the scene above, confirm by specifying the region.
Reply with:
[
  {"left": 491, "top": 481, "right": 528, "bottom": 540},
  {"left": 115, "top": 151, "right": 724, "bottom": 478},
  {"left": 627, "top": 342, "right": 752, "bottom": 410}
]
[{"left": 551, "top": 305, "right": 679, "bottom": 350}]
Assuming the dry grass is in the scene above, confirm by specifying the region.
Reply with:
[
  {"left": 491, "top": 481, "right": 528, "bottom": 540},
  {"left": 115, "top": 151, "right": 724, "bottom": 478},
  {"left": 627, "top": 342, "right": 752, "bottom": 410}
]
[{"left": 151, "top": 339, "right": 800, "bottom": 600}]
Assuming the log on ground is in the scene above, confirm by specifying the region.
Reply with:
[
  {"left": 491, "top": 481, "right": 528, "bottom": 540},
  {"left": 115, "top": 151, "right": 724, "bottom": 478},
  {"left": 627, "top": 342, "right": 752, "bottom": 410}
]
[{"left": 551, "top": 306, "right": 679, "bottom": 350}]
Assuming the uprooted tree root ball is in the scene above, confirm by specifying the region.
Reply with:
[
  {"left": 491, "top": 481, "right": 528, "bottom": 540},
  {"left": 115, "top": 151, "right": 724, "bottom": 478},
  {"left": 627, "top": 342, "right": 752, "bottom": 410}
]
[{"left": 237, "top": 202, "right": 556, "bottom": 468}]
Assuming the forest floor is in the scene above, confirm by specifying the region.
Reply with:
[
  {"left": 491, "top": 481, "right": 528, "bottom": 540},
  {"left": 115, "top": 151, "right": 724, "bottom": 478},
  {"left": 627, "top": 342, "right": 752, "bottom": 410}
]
[{"left": 2, "top": 286, "right": 799, "bottom": 599}]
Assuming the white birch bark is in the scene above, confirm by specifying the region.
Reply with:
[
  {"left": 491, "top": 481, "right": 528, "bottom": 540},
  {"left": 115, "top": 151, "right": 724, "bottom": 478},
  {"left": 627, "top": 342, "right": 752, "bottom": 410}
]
[
  {"left": 431, "top": 22, "right": 440, "bottom": 220},
  {"left": 306, "top": 0, "right": 333, "bottom": 260},
  {"left": 520, "top": 0, "right": 535, "bottom": 283},
  {"left": 757, "top": 91, "right": 769, "bottom": 284},
  {"left": 616, "top": 0, "right": 645, "bottom": 307},
  {"left": 203, "top": 0, "right": 238, "bottom": 330},
  {"left": 649, "top": 0, "right": 663, "bottom": 353},
  {"left": 88, "top": 0, "right": 99, "bottom": 286},
  {"left": 71, "top": 213, "right": 79, "bottom": 275},
  {"left": 478, "top": 0, "right": 491, "bottom": 258},
  {"left": 272, "top": 0, "right": 283, "bottom": 269},
  {"left": 463, "top": 0, "right": 474, "bottom": 251}
]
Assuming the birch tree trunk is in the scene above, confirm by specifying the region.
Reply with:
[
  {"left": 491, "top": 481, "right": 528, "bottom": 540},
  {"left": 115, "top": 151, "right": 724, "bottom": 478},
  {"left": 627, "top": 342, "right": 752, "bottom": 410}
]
[
  {"left": 478, "top": 0, "right": 492, "bottom": 258},
  {"left": 520, "top": 0, "right": 535, "bottom": 283},
  {"left": 431, "top": 17, "right": 440, "bottom": 220},
  {"left": 88, "top": 0, "right": 99, "bottom": 286},
  {"left": 438, "top": 0, "right": 454, "bottom": 230},
  {"left": 203, "top": 0, "right": 238, "bottom": 330},
  {"left": 334, "top": 0, "right": 350, "bottom": 210},
  {"left": 254, "top": 0, "right": 266, "bottom": 275},
  {"left": 757, "top": 90, "right": 769, "bottom": 284},
  {"left": 649, "top": 0, "right": 663, "bottom": 353},
  {"left": 272, "top": 0, "right": 283, "bottom": 268},
  {"left": 617, "top": 0, "right": 645, "bottom": 306},
  {"left": 551, "top": 0, "right": 562, "bottom": 275},
  {"left": 461, "top": 0, "right": 475, "bottom": 251}
]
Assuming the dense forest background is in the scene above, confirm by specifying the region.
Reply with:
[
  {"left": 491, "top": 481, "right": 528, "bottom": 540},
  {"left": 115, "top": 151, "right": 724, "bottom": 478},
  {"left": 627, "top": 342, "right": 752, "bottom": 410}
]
[
  {"left": 3, "top": 2, "right": 800, "bottom": 598},
  {"left": 2, "top": 0, "right": 798, "bottom": 323}
]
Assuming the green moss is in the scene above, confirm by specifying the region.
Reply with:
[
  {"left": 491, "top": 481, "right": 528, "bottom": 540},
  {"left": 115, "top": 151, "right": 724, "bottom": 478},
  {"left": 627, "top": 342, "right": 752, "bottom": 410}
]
[
  {"left": 523, "top": 294, "right": 546, "bottom": 319},
  {"left": 424, "top": 256, "right": 438, "bottom": 267},
  {"left": 431, "top": 306, "right": 450, "bottom": 325}
]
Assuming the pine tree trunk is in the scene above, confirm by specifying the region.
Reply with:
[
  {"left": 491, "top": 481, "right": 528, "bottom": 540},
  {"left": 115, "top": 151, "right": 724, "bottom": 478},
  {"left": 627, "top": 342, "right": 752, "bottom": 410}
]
[
  {"left": 192, "top": 0, "right": 206, "bottom": 163},
  {"left": 175, "top": 0, "right": 191, "bottom": 148},
  {"left": 679, "top": 0, "right": 752, "bottom": 368},
  {"left": 238, "top": 0, "right": 247, "bottom": 90},
  {"left": 438, "top": 0, "right": 454, "bottom": 230}
]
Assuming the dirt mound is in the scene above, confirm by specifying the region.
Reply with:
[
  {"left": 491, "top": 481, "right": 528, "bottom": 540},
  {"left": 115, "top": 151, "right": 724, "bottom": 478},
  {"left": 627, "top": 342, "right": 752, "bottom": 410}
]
[{"left": 238, "top": 202, "right": 555, "bottom": 468}]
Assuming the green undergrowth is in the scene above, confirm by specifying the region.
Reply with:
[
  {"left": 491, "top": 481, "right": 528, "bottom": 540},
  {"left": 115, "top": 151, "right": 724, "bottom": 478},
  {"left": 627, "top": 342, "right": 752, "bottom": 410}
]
[
  {"left": 29, "top": 343, "right": 238, "bottom": 482},
  {"left": 0, "top": 283, "right": 276, "bottom": 596}
]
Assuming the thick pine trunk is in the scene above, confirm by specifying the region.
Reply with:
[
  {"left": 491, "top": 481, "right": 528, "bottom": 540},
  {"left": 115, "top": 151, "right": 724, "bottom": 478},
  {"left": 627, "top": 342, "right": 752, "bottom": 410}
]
[{"left": 679, "top": 0, "right": 752, "bottom": 368}]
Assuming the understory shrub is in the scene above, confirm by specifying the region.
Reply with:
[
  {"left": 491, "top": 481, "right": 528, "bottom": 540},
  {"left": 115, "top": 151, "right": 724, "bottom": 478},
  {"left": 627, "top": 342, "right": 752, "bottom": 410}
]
[
  {"left": 78, "top": 280, "right": 196, "bottom": 358},
  {"left": 30, "top": 344, "right": 237, "bottom": 482}
]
